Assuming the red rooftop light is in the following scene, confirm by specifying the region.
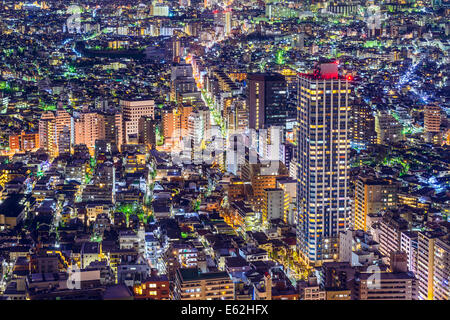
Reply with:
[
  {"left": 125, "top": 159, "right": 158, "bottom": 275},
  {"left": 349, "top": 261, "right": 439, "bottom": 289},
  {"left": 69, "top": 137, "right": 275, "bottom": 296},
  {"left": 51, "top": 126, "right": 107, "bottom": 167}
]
[{"left": 346, "top": 75, "right": 353, "bottom": 81}]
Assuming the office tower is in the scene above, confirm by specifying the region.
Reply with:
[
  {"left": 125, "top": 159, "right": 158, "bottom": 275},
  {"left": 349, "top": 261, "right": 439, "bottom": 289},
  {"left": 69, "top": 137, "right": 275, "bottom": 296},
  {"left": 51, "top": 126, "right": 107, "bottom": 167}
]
[
  {"left": 351, "top": 100, "right": 376, "bottom": 145},
  {"left": 121, "top": 99, "right": 155, "bottom": 143},
  {"left": 354, "top": 176, "right": 398, "bottom": 231},
  {"left": 138, "top": 116, "right": 156, "bottom": 148},
  {"left": 247, "top": 73, "right": 289, "bottom": 130},
  {"left": 74, "top": 112, "right": 105, "bottom": 154},
  {"left": 9, "top": 132, "right": 39, "bottom": 153},
  {"left": 375, "top": 111, "right": 403, "bottom": 145},
  {"left": 262, "top": 188, "right": 284, "bottom": 224},
  {"left": 296, "top": 61, "right": 352, "bottom": 264},
  {"left": 39, "top": 111, "right": 57, "bottom": 157},
  {"left": 417, "top": 225, "right": 450, "bottom": 300}
]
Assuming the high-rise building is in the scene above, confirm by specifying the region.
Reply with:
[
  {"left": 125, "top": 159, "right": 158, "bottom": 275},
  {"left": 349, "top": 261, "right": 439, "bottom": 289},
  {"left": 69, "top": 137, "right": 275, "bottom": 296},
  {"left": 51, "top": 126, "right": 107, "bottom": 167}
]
[
  {"left": 424, "top": 104, "right": 441, "bottom": 133},
  {"left": 247, "top": 73, "right": 289, "bottom": 130},
  {"left": 378, "top": 209, "right": 409, "bottom": 265},
  {"left": 354, "top": 176, "right": 398, "bottom": 231},
  {"left": 38, "top": 107, "right": 74, "bottom": 157},
  {"left": 296, "top": 61, "right": 352, "bottom": 264},
  {"left": 58, "top": 126, "right": 71, "bottom": 156},
  {"left": 162, "top": 105, "right": 193, "bottom": 149},
  {"left": 375, "top": 111, "right": 403, "bottom": 145},
  {"left": 424, "top": 104, "right": 442, "bottom": 144},
  {"left": 400, "top": 231, "right": 418, "bottom": 275},
  {"left": 39, "top": 111, "right": 57, "bottom": 157},
  {"left": 101, "top": 111, "right": 123, "bottom": 152},
  {"left": 170, "top": 64, "right": 196, "bottom": 102},
  {"left": 138, "top": 116, "right": 156, "bottom": 148},
  {"left": 262, "top": 188, "right": 284, "bottom": 224},
  {"left": 74, "top": 112, "right": 105, "bottom": 155},
  {"left": 351, "top": 100, "right": 377, "bottom": 145},
  {"left": 417, "top": 224, "right": 450, "bottom": 300},
  {"left": 228, "top": 99, "right": 248, "bottom": 131},
  {"left": 162, "top": 109, "right": 176, "bottom": 148},
  {"left": 121, "top": 99, "right": 155, "bottom": 143},
  {"left": 224, "top": 9, "right": 232, "bottom": 35},
  {"left": 276, "top": 178, "right": 297, "bottom": 225},
  {"left": 9, "top": 132, "right": 39, "bottom": 153}
]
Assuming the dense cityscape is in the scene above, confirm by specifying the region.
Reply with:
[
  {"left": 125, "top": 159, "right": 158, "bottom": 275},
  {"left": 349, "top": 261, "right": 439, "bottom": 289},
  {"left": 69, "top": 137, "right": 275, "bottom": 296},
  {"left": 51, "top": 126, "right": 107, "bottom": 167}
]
[{"left": 0, "top": 0, "right": 448, "bottom": 301}]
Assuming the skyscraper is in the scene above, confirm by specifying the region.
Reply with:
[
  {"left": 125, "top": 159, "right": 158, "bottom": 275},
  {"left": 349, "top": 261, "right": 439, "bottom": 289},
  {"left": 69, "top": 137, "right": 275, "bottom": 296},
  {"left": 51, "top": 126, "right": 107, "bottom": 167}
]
[
  {"left": 247, "top": 73, "right": 289, "bottom": 130},
  {"left": 296, "top": 61, "right": 352, "bottom": 264}
]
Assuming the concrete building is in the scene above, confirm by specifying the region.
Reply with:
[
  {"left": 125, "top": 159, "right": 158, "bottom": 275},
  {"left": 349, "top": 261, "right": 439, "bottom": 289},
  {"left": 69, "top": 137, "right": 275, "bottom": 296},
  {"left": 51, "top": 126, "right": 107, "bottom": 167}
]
[
  {"left": 375, "top": 111, "right": 403, "bottom": 145},
  {"left": 121, "top": 99, "right": 155, "bottom": 143},
  {"left": 354, "top": 176, "right": 398, "bottom": 231},
  {"left": 296, "top": 62, "right": 352, "bottom": 264},
  {"left": 174, "top": 268, "right": 234, "bottom": 300},
  {"left": 74, "top": 112, "right": 105, "bottom": 155},
  {"left": 417, "top": 224, "right": 450, "bottom": 300},
  {"left": 262, "top": 188, "right": 284, "bottom": 224},
  {"left": 355, "top": 271, "right": 418, "bottom": 300},
  {"left": 247, "top": 73, "right": 290, "bottom": 130},
  {"left": 378, "top": 210, "right": 408, "bottom": 265}
]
